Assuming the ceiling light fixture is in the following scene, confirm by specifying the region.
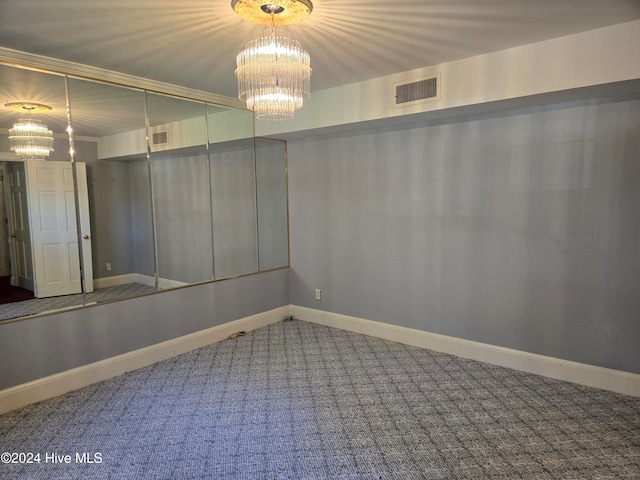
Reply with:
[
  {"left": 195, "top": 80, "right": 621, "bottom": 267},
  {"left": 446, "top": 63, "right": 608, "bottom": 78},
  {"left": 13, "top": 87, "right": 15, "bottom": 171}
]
[
  {"left": 232, "top": 0, "right": 313, "bottom": 120},
  {"left": 5, "top": 102, "right": 55, "bottom": 161}
]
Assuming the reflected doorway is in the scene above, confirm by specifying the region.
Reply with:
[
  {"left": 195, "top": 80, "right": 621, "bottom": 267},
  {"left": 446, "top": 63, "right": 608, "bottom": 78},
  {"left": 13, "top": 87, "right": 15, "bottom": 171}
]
[
  {"left": 0, "top": 164, "right": 33, "bottom": 305},
  {"left": 2, "top": 160, "right": 93, "bottom": 299}
]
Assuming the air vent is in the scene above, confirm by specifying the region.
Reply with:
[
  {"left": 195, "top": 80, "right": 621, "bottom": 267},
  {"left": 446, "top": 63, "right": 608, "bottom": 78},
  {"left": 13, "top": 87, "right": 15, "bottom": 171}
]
[
  {"left": 152, "top": 131, "right": 168, "bottom": 146},
  {"left": 395, "top": 76, "right": 439, "bottom": 105}
]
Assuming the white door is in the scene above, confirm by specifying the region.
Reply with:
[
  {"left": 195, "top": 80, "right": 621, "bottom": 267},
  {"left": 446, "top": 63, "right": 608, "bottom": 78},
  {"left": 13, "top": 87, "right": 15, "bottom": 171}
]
[
  {"left": 6, "top": 163, "right": 35, "bottom": 291},
  {"left": 24, "top": 160, "right": 93, "bottom": 298}
]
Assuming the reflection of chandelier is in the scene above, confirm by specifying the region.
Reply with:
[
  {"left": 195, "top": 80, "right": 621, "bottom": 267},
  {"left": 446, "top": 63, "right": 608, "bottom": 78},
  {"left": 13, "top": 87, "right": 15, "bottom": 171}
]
[
  {"left": 232, "top": 0, "right": 313, "bottom": 121},
  {"left": 5, "top": 102, "right": 54, "bottom": 160}
]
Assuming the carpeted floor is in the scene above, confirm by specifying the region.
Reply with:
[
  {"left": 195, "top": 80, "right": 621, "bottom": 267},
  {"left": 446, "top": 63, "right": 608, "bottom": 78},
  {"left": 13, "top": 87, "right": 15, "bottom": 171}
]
[{"left": 0, "top": 319, "right": 638, "bottom": 479}]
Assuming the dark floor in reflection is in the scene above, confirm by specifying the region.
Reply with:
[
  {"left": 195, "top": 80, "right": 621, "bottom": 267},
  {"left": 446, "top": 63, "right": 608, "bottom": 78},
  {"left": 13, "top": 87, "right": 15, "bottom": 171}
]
[
  {"left": 0, "top": 283, "right": 156, "bottom": 321},
  {"left": 0, "top": 276, "right": 35, "bottom": 305}
]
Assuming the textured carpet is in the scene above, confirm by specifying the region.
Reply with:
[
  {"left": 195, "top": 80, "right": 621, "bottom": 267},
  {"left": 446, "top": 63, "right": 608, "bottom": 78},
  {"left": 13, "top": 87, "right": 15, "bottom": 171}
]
[{"left": 1, "top": 319, "right": 639, "bottom": 479}]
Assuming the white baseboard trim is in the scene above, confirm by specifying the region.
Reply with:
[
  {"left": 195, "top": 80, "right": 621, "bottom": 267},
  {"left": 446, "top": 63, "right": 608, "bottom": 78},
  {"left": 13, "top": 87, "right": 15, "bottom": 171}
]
[
  {"left": 158, "top": 277, "right": 190, "bottom": 290},
  {"left": 292, "top": 305, "right": 640, "bottom": 397},
  {"left": 133, "top": 273, "right": 156, "bottom": 287},
  {"left": 0, "top": 305, "right": 291, "bottom": 415},
  {"left": 93, "top": 273, "right": 139, "bottom": 289}
]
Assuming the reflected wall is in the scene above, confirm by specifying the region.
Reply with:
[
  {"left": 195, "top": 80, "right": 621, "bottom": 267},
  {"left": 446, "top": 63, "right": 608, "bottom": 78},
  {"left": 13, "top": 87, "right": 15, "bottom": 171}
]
[
  {"left": 147, "top": 93, "right": 213, "bottom": 286},
  {"left": 0, "top": 62, "right": 290, "bottom": 322},
  {"left": 67, "top": 78, "right": 153, "bottom": 293},
  {"left": 210, "top": 138, "right": 258, "bottom": 279}
]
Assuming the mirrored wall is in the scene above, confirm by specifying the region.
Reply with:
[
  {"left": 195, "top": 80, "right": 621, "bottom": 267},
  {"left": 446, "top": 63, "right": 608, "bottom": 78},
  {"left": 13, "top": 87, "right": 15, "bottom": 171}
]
[{"left": 0, "top": 62, "right": 289, "bottom": 322}]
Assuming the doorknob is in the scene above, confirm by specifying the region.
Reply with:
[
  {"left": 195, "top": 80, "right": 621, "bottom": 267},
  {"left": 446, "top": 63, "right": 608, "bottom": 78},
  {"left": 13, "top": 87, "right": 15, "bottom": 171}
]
[{"left": 83, "top": 234, "right": 90, "bottom": 239}]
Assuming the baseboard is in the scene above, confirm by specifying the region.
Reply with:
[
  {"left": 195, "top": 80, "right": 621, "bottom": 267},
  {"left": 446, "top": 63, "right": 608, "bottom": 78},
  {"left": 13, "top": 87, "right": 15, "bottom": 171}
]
[
  {"left": 0, "top": 305, "right": 291, "bottom": 415},
  {"left": 93, "top": 273, "right": 139, "bottom": 289},
  {"left": 158, "top": 277, "right": 189, "bottom": 290},
  {"left": 292, "top": 305, "right": 640, "bottom": 397},
  {"left": 4, "top": 304, "right": 636, "bottom": 415},
  {"left": 133, "top": 273, "right": 156, "bottom": 287}
]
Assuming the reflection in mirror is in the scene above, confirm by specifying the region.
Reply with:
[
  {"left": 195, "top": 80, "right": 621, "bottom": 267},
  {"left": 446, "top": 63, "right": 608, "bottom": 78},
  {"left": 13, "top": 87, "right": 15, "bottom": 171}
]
[
  {"left": 210, "top": 139, "right": 258, "bottom": 278},
  {"left": 207, "top": 104, "right": 259, "bottom": 279},
  {"left": 255, "top": 138, "right": 289, "bottom": 271},
  {"left": 146, "top": 93, "right": 213, "bottom": 286},
  {"left": 66, "top": 77, "right": 156, "bottom": 304},
  {"left": 0, "top": 64, "right": 86, "bottom": 320},
  {"left": 0, "top": 62, "right": 290, "bottom": 324}
]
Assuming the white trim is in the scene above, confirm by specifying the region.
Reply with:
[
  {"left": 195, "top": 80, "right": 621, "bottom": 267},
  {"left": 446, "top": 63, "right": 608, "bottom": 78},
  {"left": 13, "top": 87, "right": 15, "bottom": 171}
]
[
  {"left": 134, "top": 273, "right": 157, "bottom": 287},
  {"left": 0, "top": 305, "right": 290, "bottom": 414},
  {"left": 93, "top": 273, "right": 139, "bottom": 289},
  {"left": 292, "top": 306, "right": 640, "bottom": 397},
  {"left": 158, "top": 277, "right": 189, "bottom": 290},
  {"left": 3, "top": 304, "right": 636, "bottom": 415},
  {"left": 0, "top": 47, "right": 246, "bottom": 110}
]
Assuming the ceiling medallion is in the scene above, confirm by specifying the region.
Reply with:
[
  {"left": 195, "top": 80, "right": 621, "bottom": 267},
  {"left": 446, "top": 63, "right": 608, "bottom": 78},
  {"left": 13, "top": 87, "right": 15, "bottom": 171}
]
[
  {"left": 231, "top": 0, "right": 313, "bottom": 26},
  {"left": 5, "top": 102, "right": 53, "bottom": 114}
]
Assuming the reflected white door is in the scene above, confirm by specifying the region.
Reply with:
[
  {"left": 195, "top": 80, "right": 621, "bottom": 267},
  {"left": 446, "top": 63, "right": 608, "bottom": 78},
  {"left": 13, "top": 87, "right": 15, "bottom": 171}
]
[
  {"left": 7, "top": 164, "right": 34, "bottom": 291},
  {"left": 75, "top": 163, "right": 93, "bottom": 293},
  {"left": 24, "top": 160, "right": 93, "bottom": 298}
]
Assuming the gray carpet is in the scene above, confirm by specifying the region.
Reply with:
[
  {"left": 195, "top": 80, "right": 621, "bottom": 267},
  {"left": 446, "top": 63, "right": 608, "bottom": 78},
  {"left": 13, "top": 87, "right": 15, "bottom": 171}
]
[{"left": 1, "top": 319, "right": 639, "bottom": 479}]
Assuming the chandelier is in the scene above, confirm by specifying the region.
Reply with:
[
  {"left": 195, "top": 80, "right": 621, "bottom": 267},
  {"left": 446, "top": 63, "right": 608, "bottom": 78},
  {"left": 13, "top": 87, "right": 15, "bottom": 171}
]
[
  {"left": 232, "top": 0, "right": 313, "bottom": 120},
  {"left": 5, "top": 102, "right": 55, "bottom": 160}
]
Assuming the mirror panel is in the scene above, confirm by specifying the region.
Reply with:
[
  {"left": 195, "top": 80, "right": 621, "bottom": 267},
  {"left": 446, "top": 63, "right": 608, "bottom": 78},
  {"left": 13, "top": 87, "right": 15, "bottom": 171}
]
[
  {"left": 255, "top": 138, "right": 289, "bottom": 271},
  {"left": 146, "top": 93, "right": 213, "bottom": 286},
  {"left": 66, "top": 77, "right": 156, "bottom": 302},
  {"left": 207, "top": 104, "right": 258, "bottom": 279},
  {"left": 0, "top": 65, "right": 87, "bottom": 320}
]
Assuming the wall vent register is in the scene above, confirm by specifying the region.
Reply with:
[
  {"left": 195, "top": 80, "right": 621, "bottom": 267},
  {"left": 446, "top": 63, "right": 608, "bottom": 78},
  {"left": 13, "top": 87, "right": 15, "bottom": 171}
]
[
  {"left": 395, "top": 76, "right": 439, "bottom": 105},
  {"left": 152, "top": 131, "right": 168, "bottom": 146}
]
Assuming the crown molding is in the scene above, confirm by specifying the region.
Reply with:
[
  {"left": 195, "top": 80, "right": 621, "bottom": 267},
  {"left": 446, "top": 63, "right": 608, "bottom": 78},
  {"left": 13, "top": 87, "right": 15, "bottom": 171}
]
[{"left": 0, "top": 47, "right": 247, "bottom": 111}]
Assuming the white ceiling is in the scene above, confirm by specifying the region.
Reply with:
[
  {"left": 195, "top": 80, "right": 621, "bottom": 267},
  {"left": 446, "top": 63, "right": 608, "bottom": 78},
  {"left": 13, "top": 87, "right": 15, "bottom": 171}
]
[
  {"left": 0, "top": 1, "right": 639, "bottom": 138},
  {"left": 1, "top": 0, "right": 639, "bottom": 99}
]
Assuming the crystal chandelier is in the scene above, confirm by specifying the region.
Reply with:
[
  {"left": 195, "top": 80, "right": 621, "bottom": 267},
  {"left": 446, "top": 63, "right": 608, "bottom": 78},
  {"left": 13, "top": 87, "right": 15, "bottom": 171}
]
[
  {"left": 5, "top": 102, "right": 55, "bottom": 160},
  {"left": 232, "top": 0, "right": 313, "bottom": 121}
]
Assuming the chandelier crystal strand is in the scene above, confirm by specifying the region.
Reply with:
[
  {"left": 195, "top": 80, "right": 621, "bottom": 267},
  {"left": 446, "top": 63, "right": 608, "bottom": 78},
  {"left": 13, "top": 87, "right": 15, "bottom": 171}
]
[
  {"left": 236, "top": 26, "right": 311, "bottom": 120},
  {"left": 9, "top": 117, "right": 55, "bottom": 160}
]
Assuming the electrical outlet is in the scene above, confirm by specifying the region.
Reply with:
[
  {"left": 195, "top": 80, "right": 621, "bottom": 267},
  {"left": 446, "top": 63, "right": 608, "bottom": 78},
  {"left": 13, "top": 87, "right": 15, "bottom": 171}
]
[
  {"left": 106, "top": 263, "right": 112, "bottom": 271},
  {"left": 315, "top": 288, "right": 322, "bottom": 301}
]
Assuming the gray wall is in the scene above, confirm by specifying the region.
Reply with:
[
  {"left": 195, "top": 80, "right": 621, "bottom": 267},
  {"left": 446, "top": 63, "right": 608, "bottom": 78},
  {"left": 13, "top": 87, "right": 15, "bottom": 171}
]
[
  {"left": 256, "top": 139, "right": 289, "bottom": 271},
  {"left": 0, "top": 268, "right": 289, "bottom": 389},
  {"left": 83, "top": 146, "right": 138, "bottom": 279},
  {"left": 287, "top": 97, "right": 640, "bottom": 374},
  {"left": 129, "top": 159, "right": 155, "bottom": 277},
  {"left": 211, "top": 142, "right": 259, "bottom": 279},
  {"left": 153, "top": 150, "right": 215, "bottom": 283}
]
